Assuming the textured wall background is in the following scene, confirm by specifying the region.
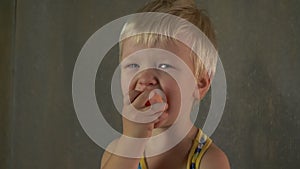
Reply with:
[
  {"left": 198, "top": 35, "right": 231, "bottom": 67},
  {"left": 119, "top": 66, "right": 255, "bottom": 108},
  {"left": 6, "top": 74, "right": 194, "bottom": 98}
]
[{"left": 1, "top": 0, "right": 299, "bottom": 169}]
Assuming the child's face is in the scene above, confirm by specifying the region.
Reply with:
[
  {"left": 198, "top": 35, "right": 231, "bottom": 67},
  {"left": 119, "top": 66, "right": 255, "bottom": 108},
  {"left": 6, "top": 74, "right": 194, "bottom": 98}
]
[{"left": 120, "top": 38, "right": 199, "bottom": 128}]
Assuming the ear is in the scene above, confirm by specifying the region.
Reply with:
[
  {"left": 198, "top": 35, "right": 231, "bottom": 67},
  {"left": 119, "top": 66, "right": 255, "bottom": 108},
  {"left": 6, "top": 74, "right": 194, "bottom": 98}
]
[{"left": 193, "top": 73, "right": 211, "bottom": 100}]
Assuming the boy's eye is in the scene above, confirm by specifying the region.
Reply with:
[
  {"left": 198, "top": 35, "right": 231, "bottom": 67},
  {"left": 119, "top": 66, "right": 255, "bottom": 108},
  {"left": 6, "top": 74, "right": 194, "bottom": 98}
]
[
  {"left": 158, "top": 63, "right": 172, "bottom": 69},
  {"left": 125, "top": 63, "right": 140, "bottom": 69}
]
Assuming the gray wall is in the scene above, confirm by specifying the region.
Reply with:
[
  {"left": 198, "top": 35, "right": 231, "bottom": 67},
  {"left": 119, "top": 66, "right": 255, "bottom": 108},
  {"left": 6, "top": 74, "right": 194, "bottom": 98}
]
[
  {"left": 1, "top": 0, "right": 15, "bottom": 169},
  {"left": 1, "top": 0, "right": 299, "bottom": 169}
]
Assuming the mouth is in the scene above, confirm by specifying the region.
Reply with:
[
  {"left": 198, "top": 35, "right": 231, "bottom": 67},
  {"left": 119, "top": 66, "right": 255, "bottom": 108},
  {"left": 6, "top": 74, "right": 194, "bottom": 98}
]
[
  {"left": 145, "top": 92, "right": 164, "bottom": 106},
  {"left": 130, "top": 86, "right": 167, "bottom": 106}
]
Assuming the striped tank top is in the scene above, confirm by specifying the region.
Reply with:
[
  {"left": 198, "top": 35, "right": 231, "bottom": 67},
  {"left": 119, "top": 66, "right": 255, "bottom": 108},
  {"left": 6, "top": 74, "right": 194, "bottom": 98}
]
[{"left": 138, "top": 129, "right": 212, "bottom": 169}]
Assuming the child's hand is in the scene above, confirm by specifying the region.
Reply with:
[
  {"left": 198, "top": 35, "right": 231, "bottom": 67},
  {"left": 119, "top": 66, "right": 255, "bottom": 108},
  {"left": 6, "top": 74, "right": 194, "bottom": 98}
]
[{"left": 122, "top": 89, "right": 168, "bottom": 138}]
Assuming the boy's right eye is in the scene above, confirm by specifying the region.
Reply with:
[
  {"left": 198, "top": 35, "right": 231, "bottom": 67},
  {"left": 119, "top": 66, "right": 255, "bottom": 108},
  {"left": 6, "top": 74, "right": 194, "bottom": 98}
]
[{"left": 125, "top": 63, "right": 140, "bottom": 69}]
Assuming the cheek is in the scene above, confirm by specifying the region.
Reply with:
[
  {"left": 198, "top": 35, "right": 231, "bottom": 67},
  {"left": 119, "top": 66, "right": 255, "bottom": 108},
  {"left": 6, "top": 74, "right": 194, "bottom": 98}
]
[
  {"left": 178, "top": 70, "right": 197, "bottom": 94},
  {"left": 121, "top": 70, "right": 142, "bottom": 96},
  {"left": 120, "top": 71, "right": 133, "bottom": 95},
  {"left": 161, "top": 77, "right": 181, "bottom": 106},
  {"left": 165, "top": 75, "right": 197, "bottom": 109}
]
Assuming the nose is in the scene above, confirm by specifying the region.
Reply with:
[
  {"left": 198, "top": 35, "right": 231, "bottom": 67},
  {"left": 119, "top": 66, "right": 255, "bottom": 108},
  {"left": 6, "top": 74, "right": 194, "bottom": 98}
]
[{"left": 134, "top": 70, "right": 158, "bottom": 91}]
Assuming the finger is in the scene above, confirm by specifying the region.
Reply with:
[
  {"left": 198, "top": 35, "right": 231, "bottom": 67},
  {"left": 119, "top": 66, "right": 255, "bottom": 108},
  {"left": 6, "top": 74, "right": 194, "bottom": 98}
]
[
  {"left": 123, "top": 102, "right": 167, "bottom": 123},
  {"left": 150, "top": 89, "right": 167, "bottom": 102},
  {"left": 133, "top": 89, "right": 166, "bottom": 108},
  {"left": 145, "top": 102, "right": 167, "bottom": 115},
  {"left": 129, "top": 90, "right": 142, "bottom": 103},
  {"left": 137, "top": 102, "right": 168, "bottom": 123},
  {"left": 153, "top": 118, "right": 160, "bottom": 124},
  {"left": 123, "top": 108, "right": 163, "bottom": 124},
  {"left": 144, "top": 89, "right": 167, "bottom": 107},
  {"left": 137, "top": 111, "right": 163, "bottom": 124},
  {"left": 124, "top": 90, "right": 142, "bottom": 105},
  {"left": 153, "top": 112, "right": 169, "bottom": 128},
  {"left": 158, "top": 111, "right": 168, "bottom": 121},
  {"left": 148, "top": 93, "right": 164, "bottom": 105},
  {"left": 131, "top": 89, "right": 152, "bottom": 108}
]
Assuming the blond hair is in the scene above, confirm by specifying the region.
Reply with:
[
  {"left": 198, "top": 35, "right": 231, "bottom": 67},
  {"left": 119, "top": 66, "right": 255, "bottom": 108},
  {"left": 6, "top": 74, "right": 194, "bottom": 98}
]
[{"left": 119, "top": 0, "right": 218, "bottom": 79}]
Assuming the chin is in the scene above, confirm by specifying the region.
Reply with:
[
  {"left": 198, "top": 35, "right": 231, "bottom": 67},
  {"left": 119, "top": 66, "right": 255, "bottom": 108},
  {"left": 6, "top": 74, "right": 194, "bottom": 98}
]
[
  {"left": 154, "top": 119, "right": 173, "bottom": 129},
  {"left": 160, "top": 110, "right": 180, "bottom": 126},
  {"left": 154, "top": 120, "right": 166, "bottom": 129}
]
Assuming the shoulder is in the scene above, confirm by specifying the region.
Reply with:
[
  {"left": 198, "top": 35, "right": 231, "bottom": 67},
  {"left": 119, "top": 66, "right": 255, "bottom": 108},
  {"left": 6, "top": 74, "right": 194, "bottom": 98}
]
[
  {"left": 100, "top": 138, "right": 119, "bottom": 168},
  {"left": 200, "top": 142, "right": 231, "bottom": 169}
]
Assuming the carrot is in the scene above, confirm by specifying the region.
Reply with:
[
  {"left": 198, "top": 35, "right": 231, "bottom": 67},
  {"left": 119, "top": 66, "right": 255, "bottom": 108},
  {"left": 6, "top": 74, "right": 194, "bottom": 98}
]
[
  {"left": 151, "top": 93, "right": 164, "bottom": 103},
  {"left": 145, "top": 93, "right": 163, "bottom": 106}
]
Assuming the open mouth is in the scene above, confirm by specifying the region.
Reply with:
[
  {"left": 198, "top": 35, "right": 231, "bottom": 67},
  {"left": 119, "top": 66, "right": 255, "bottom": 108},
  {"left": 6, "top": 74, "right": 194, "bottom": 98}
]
[
  {"left": 129, "top": 87, "right": 167, "bottom": 107},
  {"left": 145, "top": 92, "right": 164, "bottom": 106}
]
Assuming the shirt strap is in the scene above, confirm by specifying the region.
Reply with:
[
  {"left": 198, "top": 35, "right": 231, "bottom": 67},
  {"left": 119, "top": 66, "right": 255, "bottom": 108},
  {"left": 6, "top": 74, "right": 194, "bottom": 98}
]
[
  {"left": 187, "top": 129, "right": 213, "bottom": 169},
  {"left": 139, "top": 155, "right": 147, "bottom": 169}
]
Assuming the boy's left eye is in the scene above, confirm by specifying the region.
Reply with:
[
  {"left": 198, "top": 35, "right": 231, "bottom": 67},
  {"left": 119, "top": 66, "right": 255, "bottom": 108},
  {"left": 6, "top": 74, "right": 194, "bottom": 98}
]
[{"left": 158, "top": 63, "right": 172, "bottom": 69}]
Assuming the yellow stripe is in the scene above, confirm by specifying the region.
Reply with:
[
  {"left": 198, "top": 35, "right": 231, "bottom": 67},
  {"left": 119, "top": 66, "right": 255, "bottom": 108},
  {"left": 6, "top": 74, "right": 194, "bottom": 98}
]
[
  {"left": 186, "top": 129, "right": 202, "bottom": 169},
  {"left": 140, "top": 156, "right": 147, "bottom": 169},
  {"left": 195, "top": 137, "right": 212, "bottom": 169},
  {"left": 139, "top": 129, "right": 211, "bottom": 169}
]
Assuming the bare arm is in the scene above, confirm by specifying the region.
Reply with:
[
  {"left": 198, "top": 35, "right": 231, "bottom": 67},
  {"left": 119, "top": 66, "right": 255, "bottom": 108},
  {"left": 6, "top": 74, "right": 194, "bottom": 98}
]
[
  {"left": 100, "top": 136, "right": 147, "bottom": 169},
  {"left": 101, "top": 89, "right": 168, "bottom": 169},
  {"left": 101, "top": 151, "right": 140, "bottom": 169}
]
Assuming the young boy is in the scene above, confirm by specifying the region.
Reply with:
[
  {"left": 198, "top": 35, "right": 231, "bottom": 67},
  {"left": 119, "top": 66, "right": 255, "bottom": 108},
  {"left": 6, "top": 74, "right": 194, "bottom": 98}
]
[{"left": 101, "top": 0, "right": 230, "bottom": 169}]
